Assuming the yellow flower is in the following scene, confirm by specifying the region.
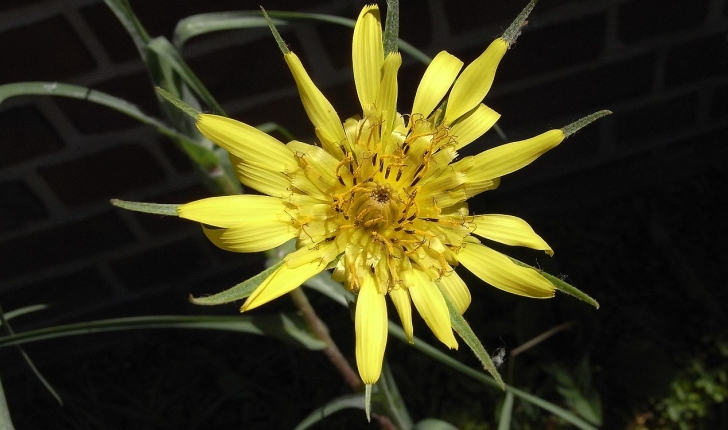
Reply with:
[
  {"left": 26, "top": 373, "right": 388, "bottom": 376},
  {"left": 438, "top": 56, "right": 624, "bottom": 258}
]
[{"left": 178, "top": 5, "right": 586, "bottom": 385}]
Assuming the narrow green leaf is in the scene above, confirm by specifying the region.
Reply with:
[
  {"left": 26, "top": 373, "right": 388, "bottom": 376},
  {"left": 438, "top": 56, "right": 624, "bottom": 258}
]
[
  {"left": 383, "top": 0, "right": 399, "bottom": 55},
  {"left": 509, "top": 258, "right": 599, "bottom": 308},
  {"left": 414, "top": 419, "right": 459, "bottom": 430},
  {"left": 440, "top": 287, "right": 505, "bottom": 389},
  {"left": 507, "top": 385, "right": 598, "bottom": 430},
  {"left": 293, "top": 393, "right": 365, "bottom": 430},
  {"left": 0, "top": 314, "right": 324, "bottom": 350},
  {"left": 0, "top": 375, "right": 15, "bottom": 430},
  {"left": 172, "top": 10, "right": 432, "bottom": 65},
  {"left": 0, "top": 82, "right": 222, "bottom": 168},
  {"left": 377, "top": 362, "right": 414, "bottom": 429},
  {"left": 173, "top": 12, "right": 284, "bottom": 48},
  {"left": 110, "top": 199, "right": 179, "bottom": 216},
  {"left": 497, "top": 391, "right": 515, "bottom": 430},
  {"left": 189, "top": 261, "right": 284, "bottom": 305},
  {"left": 3, "top": 304, "right": 48, "bottom": 322},
  {"left": 0, "top": 304, "right": 63, "bottom": 406},
  {"left": 103, "top": 0, "right": 151, "bottom": 60}
]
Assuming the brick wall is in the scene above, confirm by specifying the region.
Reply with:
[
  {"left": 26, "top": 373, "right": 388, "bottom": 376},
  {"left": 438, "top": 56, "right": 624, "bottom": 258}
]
[{"left": 1, "top": 0, "right": 726, "bottom": 331}]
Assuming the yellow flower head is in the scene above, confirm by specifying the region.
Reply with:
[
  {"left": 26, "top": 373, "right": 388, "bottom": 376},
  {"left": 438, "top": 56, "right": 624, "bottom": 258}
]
[{"left": 179, "top": 4, "right": 599, "bottom": 385}]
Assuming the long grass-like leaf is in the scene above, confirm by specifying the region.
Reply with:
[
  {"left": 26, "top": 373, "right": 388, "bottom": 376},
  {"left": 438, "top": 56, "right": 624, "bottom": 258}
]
[
  {"left": 0, "top": 375, "right": 14, "bottom": 430},
  {"left": 103, "top": 0, "right": 151, "bottom": 60},
  {"left": 0, "top": 314, "right": 325, "bottom": 351},
  {"left": 2, "top": 304, "right": 48, "bottom": 322},
  {"left": 0, "top": 82, "right": 220, "bottom": 170},
  {"left": 497, "top": 391, "right": 515, "bottom": 430},
  {"left": 173, "top": 10, "right": 431, "bottom": 64},
  {"left": 293, "top": 393, "right": 365, "bottom": 430}
]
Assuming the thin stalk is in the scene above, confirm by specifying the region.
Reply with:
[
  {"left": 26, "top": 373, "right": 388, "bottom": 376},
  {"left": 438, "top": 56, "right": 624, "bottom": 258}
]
[{"left": 288, "top": 288, "right": 362, "bottom": 391}]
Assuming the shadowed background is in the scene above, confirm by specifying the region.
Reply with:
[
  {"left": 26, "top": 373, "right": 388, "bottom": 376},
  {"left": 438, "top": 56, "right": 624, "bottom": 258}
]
[{"left": 1, "top": 0, "right": 726, "bottom": 428}]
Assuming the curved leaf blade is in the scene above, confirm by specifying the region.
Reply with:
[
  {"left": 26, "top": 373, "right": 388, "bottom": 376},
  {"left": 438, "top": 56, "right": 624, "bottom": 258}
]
[
  {"left": 293, "top": 393, "right": 365, "bottom": 430},
  {"left": 0, "top": 314, "right": 324, "bottom": 350}
]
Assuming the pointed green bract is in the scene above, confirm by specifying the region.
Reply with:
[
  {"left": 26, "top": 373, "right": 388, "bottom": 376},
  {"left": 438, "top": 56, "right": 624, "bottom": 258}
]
[
  {"left": 562, "top": 110, "right": 612, "bottom": 138},
  {"left": 441, "top": 290, "right": 505, "bottom": 389},
  {"left": 509, "top": 258, "right": 600, "bottom": 309},
  {"left": 155, "top": 87, "right": 201, "bottom": 119},
  {"left": 110, "top": 199, "right": 180, "bottom": 216},
  {"left": 262, "top": 7, "right": 291, "bottom": 54},
  {"left": 502, "top": 0, "right": 539, "bottom": 45},
  {"left": 189, "top": 261, "right": 284, "bottom": 305},
  {"left": 383, "top": 0, "right": 399, "bottom": 55}
]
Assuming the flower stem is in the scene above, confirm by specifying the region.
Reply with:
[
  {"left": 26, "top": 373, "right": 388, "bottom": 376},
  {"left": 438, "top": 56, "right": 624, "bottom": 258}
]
[{"left": 288, "top": 288, "right": 362, "bottom": 391}]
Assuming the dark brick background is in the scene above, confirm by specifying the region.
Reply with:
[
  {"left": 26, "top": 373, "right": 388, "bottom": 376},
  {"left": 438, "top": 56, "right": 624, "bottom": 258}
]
[{"left": 1, "top": 0, "right": 726, "bottom": 428}]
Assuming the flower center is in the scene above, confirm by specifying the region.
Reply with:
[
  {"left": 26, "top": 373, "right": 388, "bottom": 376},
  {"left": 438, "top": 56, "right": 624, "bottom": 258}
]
[{"left": 370, "top": 183, "right": 392, "bottom": 204}]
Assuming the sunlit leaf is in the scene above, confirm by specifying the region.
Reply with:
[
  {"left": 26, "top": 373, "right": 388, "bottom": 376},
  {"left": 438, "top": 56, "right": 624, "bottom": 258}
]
[{"left": 189, "top": 261, "right": 284, "bottom": 305}]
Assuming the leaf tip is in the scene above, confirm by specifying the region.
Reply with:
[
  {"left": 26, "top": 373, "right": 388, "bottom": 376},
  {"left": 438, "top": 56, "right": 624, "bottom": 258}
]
[
  {"left": 155, "top": 86, "right": 200, "bottom": 119},
  {"left": 261, "top": 7, "right": 290, "bottom": 54}
]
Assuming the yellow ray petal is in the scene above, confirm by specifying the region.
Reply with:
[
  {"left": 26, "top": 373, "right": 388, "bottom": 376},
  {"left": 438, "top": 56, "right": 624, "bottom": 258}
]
[
  {"left": 355, "top": 275, "right": 388, "bottom": 384},
  {"left": 411, "top": 51, "right": 463, "bottom": 119},
  {"left": 409, "top": 270, "right": 458, "bottom": 349},
  {"left": 389, "top": 286, "right": 413, "bottom": 343},
  {"left": 457, "top": 243, "right": 555, "bottom": 298},
  {"left": 375, "top": 52, "right": 401, "bottom": 132},
  {"left": 353, "top": 5, "right": 383, "bottom": 113},
  {"left": 466, "top": 129, "right": 565, "bottom": 185},
  {"left": 444, "top": 39, "right": 508, "bottom": 125},
  {"left": 284, "top": 52, "right": 346, "bottom": 152},
  {"left": 449, "top": 104, "right": 500, "bottom": 150},
  {"left": 241, "top": 258, "right": 326, "bottom": 311},
  {"left": 436, "top": 270, "right": 471, "bottom": 314},
  {"left": 178, "top": 195, "right": 287, "bottom": 228},
  {"left": 202, "top": 222, "right": 295, "bottom": 253},
  {"left": 197, "top": 114, "right": 296, "bottom": 168},
  {"left": 472, "top": 214, "right": 553, "bottom": 256},
  {"left": 229, "top": 154, "right": 293, "bottom": 198}
]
